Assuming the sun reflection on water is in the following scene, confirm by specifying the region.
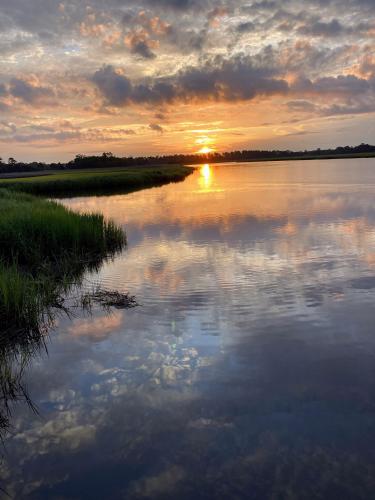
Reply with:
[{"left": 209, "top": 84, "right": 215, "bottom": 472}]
[{"left": 199, "top": 163, "right": 213, "bottom": 191}]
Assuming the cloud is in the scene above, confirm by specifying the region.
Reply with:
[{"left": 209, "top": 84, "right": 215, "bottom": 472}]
[
  {"left": 297, "top": 18, "right": 372, "bottom": 38},
  {"left": 149, "top": 123, "right": 164, "bottom": 133},
  {"left": 236, "top": 21, "right": 256, "bottom": 33},
  {"left": 0, "top": 77, "right": 56, "bottom": 109},
  {"left": 287, "top": 100, "right": 317, "bottom": 112},
  {"left": 124, "top": 29, "right": 158, "bottom": 59},
  {"left": 0, "top": 130, "right": 82, "bottom": 143},
  {"left": 92, "top": 55, "right": 289, "bottom": 107},
  {"left": 121, "top": 11, "right": 172, "bottom": 58},
  {"left": 91, "top": 66, "right": 132, "bottom": 106},
  {"left": 9, "top": 78, "right": 55, "bottom": 104},
  {"left": 323, "top": 100, "right": 375, "bottom": 116},
  {"left": 292, "top": 74, "right": 373, "bottom": 96},
  {"left": 359, "top": 54, "right": 375, "bottom": 78},
  {"left": 298, "top": 19, "right": 344, "bottom": 37},
  {"left": 128, "top": 39, "right": 157, "bottom": 59},
  {"left": 0, "top": 123, "right": 138, "bottom": 144},
  {"left": 145, "top": 0, "right": 210, "bottom": 9}
]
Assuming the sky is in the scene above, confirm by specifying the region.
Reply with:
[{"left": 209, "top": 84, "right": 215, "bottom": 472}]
[{"left": 0, "top": 0, "right": 374, "bottom": 161}]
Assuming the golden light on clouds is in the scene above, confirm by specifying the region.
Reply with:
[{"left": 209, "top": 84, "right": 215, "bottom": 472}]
[{"left": 195, "top": 136, "right": 214, "bottom": 145}]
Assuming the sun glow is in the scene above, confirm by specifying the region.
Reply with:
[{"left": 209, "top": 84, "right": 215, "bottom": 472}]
[
  {"left": 195, "top": 136, "right": 215, "bottom": 155},
  {"left": 198, "top": 146, "right": 215, "bottom": 154}
]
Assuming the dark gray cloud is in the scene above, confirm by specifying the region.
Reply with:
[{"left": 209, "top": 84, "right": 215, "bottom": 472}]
[
  {"left": 92, "top": 55, "right": 289, "bottom": 107},
  {"left": 90, "top": 53, "right": 375, "bottom": 123},
  {"left": 298, "top": 19, "right": 345, "bottom": 37},
  {"left": 0, "top": 77, "right": 56, "bottom": 109},
  {"left": 323, "top": 100, "right": 375, "bottom": 116},
  {"left": 9, "top": 78, "right": 54, "bottom": 104},
  {"left": 130, "top": 40, "right": 156, "bottom": 59},
  {"left": 145, "top": 0, "right": 211, "bottom": 9},
  {"left": 292, "top": 74, "right": 374, "bottom": 95},
  {"left": 236, "top": 21, "right": 255, "bottom": 33},
  {"left": 297, "top": 19, "right": 372, "bottom": 38},
  {"left": 91, "top": 66, "right": 133, "bottom": 106}
]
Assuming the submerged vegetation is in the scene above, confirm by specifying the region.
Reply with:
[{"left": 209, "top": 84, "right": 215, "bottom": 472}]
[
  {"left": 81, "top": 287, "right": 138, "bottom": 310},
  {"left": 0, "top": 165, "right": 193, "bottom": 196}
]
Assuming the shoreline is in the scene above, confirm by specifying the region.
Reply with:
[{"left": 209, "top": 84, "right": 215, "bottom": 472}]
[
  {"left": 1, "top": 154, "right": 374, "bottom": 183},
  {"left": 186, "top": 152, "right": 375, "bottom": 166},
  {"left": 0, "top": 165, "right": 193, "bottom": 196}
]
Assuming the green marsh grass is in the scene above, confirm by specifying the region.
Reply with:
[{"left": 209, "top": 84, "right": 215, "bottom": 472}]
[
  {"left": 0, "top": 165, "right": 193, "bottom": 196},
  {"left": 0, "top": 188, "right": 126, "bottom": 340}
]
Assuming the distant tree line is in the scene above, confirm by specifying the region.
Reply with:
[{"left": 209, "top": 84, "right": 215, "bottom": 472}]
[
  {"left": 1, "top": 144, "right": 375, "bottom": 173},
  {"left": 0, "top": 157, "right": 65, "bottom": 174}
]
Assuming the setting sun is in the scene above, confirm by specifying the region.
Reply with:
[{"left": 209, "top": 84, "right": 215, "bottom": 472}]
[
  {"left": 197, "top": 146, "right": 215, "bottom": 154},
  {"left": 195, "top": 136, "right": 216, "bottom": 155}
]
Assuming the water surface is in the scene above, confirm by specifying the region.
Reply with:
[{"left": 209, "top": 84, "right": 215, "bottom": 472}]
[{"left": 3, "top": 159, "right": 375, "bottom": 499}]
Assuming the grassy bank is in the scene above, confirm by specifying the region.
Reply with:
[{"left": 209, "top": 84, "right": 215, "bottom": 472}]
[
  {"left": 0, "top": 189, "right": 125, "bottom": 340},
  {"left": 0, "top": 165, "right": 193, "bottom": 196}
]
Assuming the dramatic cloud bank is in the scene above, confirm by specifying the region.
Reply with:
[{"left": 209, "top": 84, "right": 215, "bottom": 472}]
[{"left": 0, "top": 0, "right": 374, "bottom": 160}]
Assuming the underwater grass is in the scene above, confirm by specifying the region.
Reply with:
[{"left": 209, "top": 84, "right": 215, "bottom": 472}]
[{"left": 0, "top": 165, "right": 193, "bottom": 196}]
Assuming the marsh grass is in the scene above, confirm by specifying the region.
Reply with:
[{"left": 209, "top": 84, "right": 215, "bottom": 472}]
[
  {"left": 0, "top": 188, "right": 125, "bottom": 336},
  {"left": 0, "top": 188, "right": 127, "bottom": 436},
  {"left": 0, "top": 189, "right": 125, "bottom": 265},
  {"left": 0, "top": 165, "right": 193, "bottom": 196}
]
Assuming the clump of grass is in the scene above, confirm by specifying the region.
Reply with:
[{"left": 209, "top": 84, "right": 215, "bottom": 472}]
[
  {"left": 0, "top": 189, "right": 125, "bottom": 269},
  {"left": 0, "top": 188, "right": 126, "bottom": 340},
  {"left": 0, "top": 165, "right": 193, "bottom": 196},
  {"left": 81, "top": 287, "right": 138, "bottom": 310}
]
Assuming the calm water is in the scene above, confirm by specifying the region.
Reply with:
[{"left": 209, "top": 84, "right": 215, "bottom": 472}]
[{"left": 3, "top": 159, "right": 375, "bottom": 499}]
